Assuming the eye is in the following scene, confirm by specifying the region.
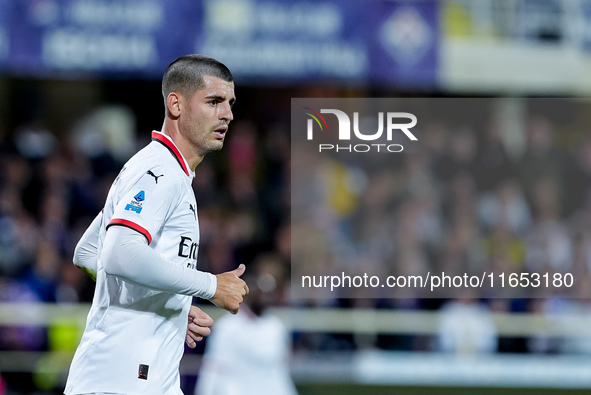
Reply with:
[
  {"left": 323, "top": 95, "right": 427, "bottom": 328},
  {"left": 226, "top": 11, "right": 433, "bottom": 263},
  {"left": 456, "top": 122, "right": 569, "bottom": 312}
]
[{"left": 209, "top": 100, "right": 219, "bottom": 106}]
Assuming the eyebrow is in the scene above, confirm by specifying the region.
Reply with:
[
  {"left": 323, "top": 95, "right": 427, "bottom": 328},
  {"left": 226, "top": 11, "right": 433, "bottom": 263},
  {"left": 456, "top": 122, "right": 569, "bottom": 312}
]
[{"left": 206, "top": 94, "right": 236, "bottom": 107}]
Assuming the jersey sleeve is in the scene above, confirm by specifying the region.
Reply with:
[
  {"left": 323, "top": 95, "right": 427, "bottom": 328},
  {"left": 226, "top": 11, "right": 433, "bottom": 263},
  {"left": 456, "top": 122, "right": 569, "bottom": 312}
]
[
  {"left": 101, "top": 225, "right": 217, "bottom": 299},
  {"left": 107, "top": 166, "right": 180, "bottom": 244},
  {"left": 73, "top": 210, "right": 103, "bottom": 281}
]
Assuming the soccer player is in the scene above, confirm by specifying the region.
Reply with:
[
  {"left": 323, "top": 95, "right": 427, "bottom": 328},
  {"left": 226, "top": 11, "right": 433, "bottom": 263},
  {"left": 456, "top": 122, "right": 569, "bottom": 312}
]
[{"left": 65, "top": 54, "right": 249, "bottom": 395}]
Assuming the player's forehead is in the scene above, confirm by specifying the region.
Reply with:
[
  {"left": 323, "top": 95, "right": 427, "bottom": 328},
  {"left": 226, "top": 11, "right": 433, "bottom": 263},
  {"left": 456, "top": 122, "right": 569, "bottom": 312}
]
[{"left": 196, "top": 75, "right": 235, "bottom": 101}]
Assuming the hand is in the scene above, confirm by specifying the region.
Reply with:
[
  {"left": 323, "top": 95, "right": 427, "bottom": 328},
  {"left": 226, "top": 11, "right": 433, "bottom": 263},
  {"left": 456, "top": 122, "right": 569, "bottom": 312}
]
[
  {"left": 210, "top": 264, "right": 249, "bottom": 314},
  {"left": 185, "top": 305, "right": 214, "bottom": 348}
]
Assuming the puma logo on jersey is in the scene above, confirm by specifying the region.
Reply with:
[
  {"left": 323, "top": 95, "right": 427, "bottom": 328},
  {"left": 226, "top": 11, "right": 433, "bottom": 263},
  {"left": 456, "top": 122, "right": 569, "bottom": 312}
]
[
  {"left": 189, "top": 203, "right": 196, "bottom": 220},
  {"left": 146, "top": 170, "right": 164, "bottom": 184}
]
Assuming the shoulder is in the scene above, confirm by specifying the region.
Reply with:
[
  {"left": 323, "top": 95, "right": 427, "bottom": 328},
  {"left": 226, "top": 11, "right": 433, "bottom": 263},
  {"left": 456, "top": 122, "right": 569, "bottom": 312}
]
[
  {"left": 124, "top": 144, "right": 185, "bottom": 186},
  {"left": 139, "top": 162, "right": 184, "bottom": 202},
  {"left": 114, "top": 152, "right": 183, "bottom": 204}
]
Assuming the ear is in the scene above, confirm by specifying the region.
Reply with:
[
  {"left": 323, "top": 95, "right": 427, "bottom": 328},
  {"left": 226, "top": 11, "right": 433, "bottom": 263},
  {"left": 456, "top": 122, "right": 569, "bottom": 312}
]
[{"left": 166, "top": 92, "right": 182, "bottom": 117}]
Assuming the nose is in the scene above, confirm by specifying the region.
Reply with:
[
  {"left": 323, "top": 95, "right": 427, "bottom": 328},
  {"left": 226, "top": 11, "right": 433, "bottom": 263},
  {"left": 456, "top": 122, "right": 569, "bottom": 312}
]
[{"left": 219, "top": 102, "right": 233, "bottom": 122}]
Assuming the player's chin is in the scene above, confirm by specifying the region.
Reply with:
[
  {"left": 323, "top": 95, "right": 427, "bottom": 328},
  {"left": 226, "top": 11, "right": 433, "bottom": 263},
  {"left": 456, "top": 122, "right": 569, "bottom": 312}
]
[
  {"left": 206, "top": 140, "right": 224, "bottom": 153},
  {"left": 214, "top": 139, "right": 224, "bottom": 149}
]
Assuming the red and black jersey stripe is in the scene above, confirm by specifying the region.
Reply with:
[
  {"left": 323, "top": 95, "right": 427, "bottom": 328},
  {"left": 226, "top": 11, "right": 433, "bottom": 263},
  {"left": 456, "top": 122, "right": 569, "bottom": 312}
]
[
  {"left": 151, "top": 132, "right": 190, "bottom": 177},
  {"left": 107, "top": 218, "right": 152, "bottom": 244}
]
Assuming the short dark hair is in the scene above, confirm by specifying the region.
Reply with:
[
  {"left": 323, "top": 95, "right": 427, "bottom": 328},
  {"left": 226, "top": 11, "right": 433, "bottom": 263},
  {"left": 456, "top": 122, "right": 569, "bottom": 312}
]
[{"left": 161, "top": 54, "right": 233, "bottom": 104}]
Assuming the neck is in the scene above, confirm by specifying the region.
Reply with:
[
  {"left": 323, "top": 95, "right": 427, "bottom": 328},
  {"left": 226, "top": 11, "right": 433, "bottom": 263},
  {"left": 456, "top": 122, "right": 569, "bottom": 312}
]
[{"left": 161, "top": 120, "right": 204, "bottom": 171}]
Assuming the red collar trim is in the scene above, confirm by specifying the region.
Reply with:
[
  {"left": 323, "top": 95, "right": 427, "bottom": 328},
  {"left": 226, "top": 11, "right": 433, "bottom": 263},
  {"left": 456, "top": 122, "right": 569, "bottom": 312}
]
[{"left": 151, "top": 132, "right": 190, "bottom": 177}]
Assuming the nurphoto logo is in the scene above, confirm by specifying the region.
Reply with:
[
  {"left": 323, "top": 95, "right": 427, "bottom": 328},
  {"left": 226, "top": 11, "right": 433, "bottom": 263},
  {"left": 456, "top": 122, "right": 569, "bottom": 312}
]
[{"left": 304, "top": 107, "right": 418, "bottom": 153}]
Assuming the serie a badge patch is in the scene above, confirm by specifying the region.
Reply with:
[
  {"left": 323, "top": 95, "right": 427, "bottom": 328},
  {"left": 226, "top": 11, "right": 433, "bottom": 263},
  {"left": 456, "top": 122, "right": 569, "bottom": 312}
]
[{"left": 125, "top": 190, "right": 145, "bottom": 213}]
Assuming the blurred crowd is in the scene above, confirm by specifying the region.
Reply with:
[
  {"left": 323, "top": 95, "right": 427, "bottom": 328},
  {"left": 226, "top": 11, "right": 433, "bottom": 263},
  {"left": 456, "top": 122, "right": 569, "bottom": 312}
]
[
  {"left": 2, "top": 95, "right": 591, "bottom": 392},
  {"left": 291, "top": 98, "right": 591, "bottom": 354}
]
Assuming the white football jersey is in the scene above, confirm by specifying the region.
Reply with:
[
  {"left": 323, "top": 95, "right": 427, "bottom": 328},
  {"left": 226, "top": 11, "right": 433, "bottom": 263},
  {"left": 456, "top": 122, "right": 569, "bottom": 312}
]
[{"left": 66, "top": 131, "right": 201, "bottom": 395}]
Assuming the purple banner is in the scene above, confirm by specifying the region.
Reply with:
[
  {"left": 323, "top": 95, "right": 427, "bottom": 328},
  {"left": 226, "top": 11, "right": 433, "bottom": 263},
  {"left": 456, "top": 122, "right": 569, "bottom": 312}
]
[
  {"left": 2, "top": 0, "right": 200, "bottom": 77},
  {"left": 0, "top": 0, "right": 438, "bottom": 88}
]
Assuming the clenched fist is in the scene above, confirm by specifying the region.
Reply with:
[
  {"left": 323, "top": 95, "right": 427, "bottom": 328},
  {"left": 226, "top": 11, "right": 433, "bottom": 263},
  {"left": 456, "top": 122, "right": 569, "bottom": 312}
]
[{"left": 210, "top": 264, "right": 249, "bottom": 314}]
